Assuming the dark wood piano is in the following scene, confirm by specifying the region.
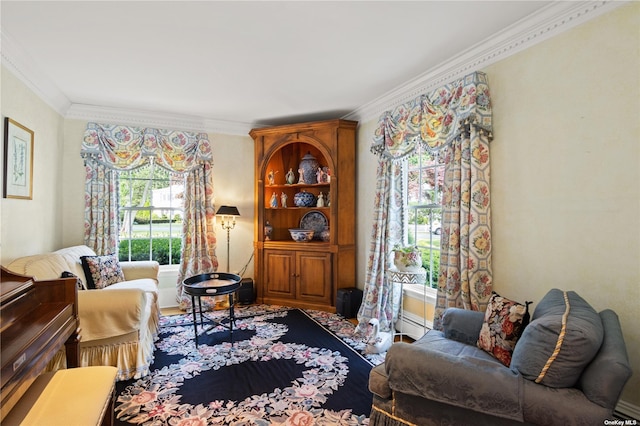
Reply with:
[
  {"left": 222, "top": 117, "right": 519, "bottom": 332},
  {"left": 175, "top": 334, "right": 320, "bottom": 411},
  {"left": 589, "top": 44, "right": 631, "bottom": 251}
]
[{"left": 0, "top": 266, "right": 80, "bottom": 422}]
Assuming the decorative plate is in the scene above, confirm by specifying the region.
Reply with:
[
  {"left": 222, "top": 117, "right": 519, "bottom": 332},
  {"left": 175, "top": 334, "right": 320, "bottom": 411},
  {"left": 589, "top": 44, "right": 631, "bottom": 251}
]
[{"left": 300, "top": 210, "right": 328, "bottom": 239}]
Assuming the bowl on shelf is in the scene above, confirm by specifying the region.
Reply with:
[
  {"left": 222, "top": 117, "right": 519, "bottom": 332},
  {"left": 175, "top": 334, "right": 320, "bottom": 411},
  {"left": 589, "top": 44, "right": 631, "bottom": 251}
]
[
  {"left": 294, "top": 190, "right": 317, "bottom": 207},
  {"left": 289, "top": 228, "right": 315, "bottom": 242}
]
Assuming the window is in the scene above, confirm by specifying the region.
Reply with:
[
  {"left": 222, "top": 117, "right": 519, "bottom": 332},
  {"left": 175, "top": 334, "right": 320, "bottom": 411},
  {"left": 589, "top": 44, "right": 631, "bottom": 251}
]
[
  {"left": 118, "top": 162, "right": 183, "bottom": 265},
  {"left": 406, "top": 143, "right": 444, "bottom": 289}
]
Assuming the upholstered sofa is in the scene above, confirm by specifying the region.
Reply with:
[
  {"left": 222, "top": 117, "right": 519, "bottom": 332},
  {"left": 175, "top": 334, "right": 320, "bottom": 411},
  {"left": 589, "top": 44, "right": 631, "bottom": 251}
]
[
  {"left": 369, "top": 289, "right": 632, "bottom": 425},
  {"left": 5, "top": 245, "right": 160, "bottom": 381}
]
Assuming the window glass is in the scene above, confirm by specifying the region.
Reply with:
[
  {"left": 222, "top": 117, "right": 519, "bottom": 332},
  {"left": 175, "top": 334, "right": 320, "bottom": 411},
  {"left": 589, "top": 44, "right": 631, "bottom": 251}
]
[
  {"left": 407, "top": 143, "right": 444, "bottom": 288},
  {"left": 118, "top": 163, "right": 183, "bottom": 265}
]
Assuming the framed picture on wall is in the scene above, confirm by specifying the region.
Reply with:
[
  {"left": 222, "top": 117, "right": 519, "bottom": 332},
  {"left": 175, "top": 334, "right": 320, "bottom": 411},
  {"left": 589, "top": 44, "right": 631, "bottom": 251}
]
[{"left": 3, "top": 117, "right": 34, "bottom": 200}]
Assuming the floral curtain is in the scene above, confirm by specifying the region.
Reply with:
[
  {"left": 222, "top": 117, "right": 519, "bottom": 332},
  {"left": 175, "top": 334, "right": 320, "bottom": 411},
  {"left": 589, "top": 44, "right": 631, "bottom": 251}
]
[
  {"left": 81, "top": 123, "right": 217, "bottom": 308},
  {"left": 81, "top": 123, "right": 212, "bottom": 173},
  {"left": 361, "top": 71, "right": 493, "bottom": 332},
  {"left": 83, "top": 161, "right": 119, "bottom": 255},
  {"left": 355, "top": 159, "right": 404, "bottom": 334},
  {"left": 434, "top": 121, "right": 492, "bottom": 329},
  {"left": 176, "top": 162, "right": 219, "bottom": 310}
]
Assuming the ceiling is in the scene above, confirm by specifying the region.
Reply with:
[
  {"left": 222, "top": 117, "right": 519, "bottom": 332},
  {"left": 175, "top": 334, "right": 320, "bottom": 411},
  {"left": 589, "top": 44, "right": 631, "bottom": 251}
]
[{"left": 0, "top": 1, "right": 596, "bottom": 130}]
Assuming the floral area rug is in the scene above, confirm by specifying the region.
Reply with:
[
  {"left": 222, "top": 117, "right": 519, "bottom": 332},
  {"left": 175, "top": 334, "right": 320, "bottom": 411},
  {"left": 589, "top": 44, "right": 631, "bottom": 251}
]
[{"left": 114, "top": 305, "right": 384, "bottom": 425}]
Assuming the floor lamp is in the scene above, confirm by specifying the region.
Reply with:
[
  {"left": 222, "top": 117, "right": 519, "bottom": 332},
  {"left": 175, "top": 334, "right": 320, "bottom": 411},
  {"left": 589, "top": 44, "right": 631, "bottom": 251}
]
[{"left": 216, "top": 205, "right": 240, "bottom": 272}]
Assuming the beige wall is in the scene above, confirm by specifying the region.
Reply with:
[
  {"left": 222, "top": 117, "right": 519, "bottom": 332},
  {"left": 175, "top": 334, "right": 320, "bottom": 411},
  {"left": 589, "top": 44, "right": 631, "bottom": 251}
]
[
  {"left": 488, "top": 3, "right": 639, "bottom": 406},
  {"left": 61, "top": 119, "right": 89, "bottom": 247},
  {"left": 1, "top": 68, "right": 66, "bottom": 263},
  {"left": 209, "top": 131, "right": 255, "bottom": 276},
  {"left": 355, "top": 2, "right": 639, "bottom": 407}
]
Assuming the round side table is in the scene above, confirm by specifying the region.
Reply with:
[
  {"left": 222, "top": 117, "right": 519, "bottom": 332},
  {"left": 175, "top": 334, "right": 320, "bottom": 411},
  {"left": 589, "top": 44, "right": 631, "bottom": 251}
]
[
  {"left": 386, "top": 268, "right": 427, "bottom": 339},
  {"left": 183, "top": 272, "right": 242, "bottom": 347}
]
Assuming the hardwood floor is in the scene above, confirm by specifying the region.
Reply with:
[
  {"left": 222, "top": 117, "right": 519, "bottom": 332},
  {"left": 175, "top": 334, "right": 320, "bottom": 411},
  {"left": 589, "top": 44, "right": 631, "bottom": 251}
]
[{"left": 161, "top": 307, "right": 184, "bottom": 316}]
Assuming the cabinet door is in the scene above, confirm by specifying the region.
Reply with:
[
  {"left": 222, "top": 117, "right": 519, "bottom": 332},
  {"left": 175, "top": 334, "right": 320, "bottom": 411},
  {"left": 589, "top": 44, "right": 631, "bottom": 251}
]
[
  {"left": 263, "top": 250, "right": 295, "bottom": 299},
  {"left": 296, "top": 252, "right": 332, "bottom": 304}
]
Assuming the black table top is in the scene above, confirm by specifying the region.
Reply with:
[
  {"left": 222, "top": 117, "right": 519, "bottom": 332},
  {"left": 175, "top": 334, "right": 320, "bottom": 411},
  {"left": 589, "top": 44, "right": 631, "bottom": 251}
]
[{"left": 183, "top": 272, "right": 241, "bottom": 296}]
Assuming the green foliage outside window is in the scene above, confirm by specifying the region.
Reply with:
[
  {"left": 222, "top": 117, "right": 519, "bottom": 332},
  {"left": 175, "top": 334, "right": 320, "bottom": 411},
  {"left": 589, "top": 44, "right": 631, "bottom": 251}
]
[
  {"left": 419, "top": 248, "right": 440, "bottom": 288},
  {"left": 119, "top": 238, "right": 182, "bottom": 265}
]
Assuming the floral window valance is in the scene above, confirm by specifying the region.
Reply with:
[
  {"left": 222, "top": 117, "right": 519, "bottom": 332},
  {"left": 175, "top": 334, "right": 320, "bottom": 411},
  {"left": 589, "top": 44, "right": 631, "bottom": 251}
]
[
  {"left": 371, "top": 71, "right": 493, "bottom": 161},
  {"left": 81, "top": 122, "right": 212, "bottom": 173}
]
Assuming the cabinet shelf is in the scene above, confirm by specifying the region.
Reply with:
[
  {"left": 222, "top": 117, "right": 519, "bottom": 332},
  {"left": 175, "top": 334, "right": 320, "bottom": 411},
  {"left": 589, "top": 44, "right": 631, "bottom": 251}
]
[
  {"left": 266, "top": 183, "right": 330, "bottom": 189},
  {"left": 266, "top": 207, "right": 330, "bottom": 210},
  {"left": 264, "top": 240, "right": 330, "bottom": 247}
]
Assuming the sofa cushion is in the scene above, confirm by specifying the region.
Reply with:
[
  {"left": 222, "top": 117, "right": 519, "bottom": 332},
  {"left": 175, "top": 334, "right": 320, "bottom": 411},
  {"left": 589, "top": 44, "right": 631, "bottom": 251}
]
[
  {"left": 511, "top": 289, "right": 604, "bottom": 388},
  {"left": 106, "top": 278, "right": 159, "bottom": 298},
  {"left": 385, "top": 335, "right": 524, "bottom": 422},
  {"left": 81, "top": 254, "right": 125, "bottom": 289},
  {"left": 54, "top": 245, "right": 96, "bottom": 285},
  {"left": 6, "top": 253, "right": 70, "bottom": 281},
  {"left": 477, "top": 292, "right": 531, "bottom": 367},
  {"left": 442, "top": 308, "right": 485, "bottom": 346}
]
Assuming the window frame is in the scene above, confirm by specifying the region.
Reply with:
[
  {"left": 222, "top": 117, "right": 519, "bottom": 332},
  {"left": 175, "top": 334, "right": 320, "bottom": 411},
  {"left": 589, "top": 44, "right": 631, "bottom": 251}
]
[
  {"left": 117, "top": 162, "right": 184, "bottom": 266},
  {"left": 404, "top": 143, "right": 444, "bottom": 294}
]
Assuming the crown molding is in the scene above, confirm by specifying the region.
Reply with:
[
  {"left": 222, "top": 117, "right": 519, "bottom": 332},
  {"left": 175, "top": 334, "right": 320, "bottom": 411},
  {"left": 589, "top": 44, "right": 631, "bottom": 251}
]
[
  {"left": 616, "top": 400, "right": 640, "bottom": 422},
  {"left": 65, "top": 104, "right": 253, "bottom": 135},
  {"left": 3, "top": 1, "right": 627, "bottom": 133},
  {"left": 343, "top": 0, "right": 628, "bottom": 124},
  {"left": 1, "top": 29, "right": 72, "bottom": 115}
]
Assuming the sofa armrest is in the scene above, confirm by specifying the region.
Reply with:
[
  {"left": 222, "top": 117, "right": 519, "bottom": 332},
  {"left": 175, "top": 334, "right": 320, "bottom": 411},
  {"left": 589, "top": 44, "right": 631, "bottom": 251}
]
[
  {"left": 78, "top": 289, "right": 146, "bottom": 341},
  {"left": 442, "top": 307, "right": 484, "bottom": 345},
  {"left": 385, "top": 341, "right": 524, "bottom": 422},
  {"left": 120, "top": 261, "right": 159, "bottom": 282},
  {"left": 369, "top": 363, "right": 391, "bottom": 399},
  {"left": 579, "top": 309, "right": 633, "bottom": 409}
]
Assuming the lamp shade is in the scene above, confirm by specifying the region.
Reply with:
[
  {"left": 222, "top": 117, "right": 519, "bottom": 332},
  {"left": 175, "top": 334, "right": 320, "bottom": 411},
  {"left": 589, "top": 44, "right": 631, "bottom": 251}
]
[{"left": 216, "top": 205, "right": 240, "bottom": 216}]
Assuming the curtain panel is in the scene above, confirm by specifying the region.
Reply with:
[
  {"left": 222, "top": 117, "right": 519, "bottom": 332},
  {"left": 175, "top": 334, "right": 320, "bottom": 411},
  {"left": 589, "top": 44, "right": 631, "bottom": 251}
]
[
  {"left": 83, "top": 161, "right": 119, "bottom": 255},
  {"left": 81, "top": 123, "right": 218, "bottom": 309},
  {"left": 176, "top": 162, "right": 219, "bottom": 310},
  {"left": 434, "top": 123, "right": 493, "bottom": 330},
  {"left": 355, "top": 159, "right": 404, "bottom": 334},
  {"left": 361, "top": 71, "right": 493, "bottom": 333}
]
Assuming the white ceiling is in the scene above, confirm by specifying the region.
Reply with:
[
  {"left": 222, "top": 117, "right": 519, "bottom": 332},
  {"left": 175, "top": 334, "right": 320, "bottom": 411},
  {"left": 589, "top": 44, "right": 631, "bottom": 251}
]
[{"left": 0, "top": 1, "right": 621, "bottom": 132}]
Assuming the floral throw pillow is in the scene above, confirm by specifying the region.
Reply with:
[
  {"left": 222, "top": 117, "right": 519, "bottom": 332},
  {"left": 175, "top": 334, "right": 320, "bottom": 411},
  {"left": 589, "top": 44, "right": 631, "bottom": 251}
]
[
  {"left": 80, "top": 254, "right": 125, "bottom": 290},
  {"left": 477, "top": 292, "right": 532, "bottom": 367}
]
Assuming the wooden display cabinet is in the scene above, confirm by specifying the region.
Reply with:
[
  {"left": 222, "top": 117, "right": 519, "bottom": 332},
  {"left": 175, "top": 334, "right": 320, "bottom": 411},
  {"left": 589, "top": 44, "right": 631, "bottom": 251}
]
[{"left": 251, "top": 119, "right": 357, "bottom": 311}]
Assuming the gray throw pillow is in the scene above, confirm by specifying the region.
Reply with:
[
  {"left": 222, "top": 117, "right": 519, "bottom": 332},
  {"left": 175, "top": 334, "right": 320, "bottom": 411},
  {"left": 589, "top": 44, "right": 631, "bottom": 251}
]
[{"left": 510, "top": 289, "right": 603, "bottom": 388}]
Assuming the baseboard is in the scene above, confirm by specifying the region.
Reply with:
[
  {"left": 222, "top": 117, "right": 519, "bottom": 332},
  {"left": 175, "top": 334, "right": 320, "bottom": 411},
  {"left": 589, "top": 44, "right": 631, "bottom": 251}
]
[
  {"left": 616, "top": 400, "right": 640, "bottom": 421},
  {"left": 395, "top": 311, "right": 432, "bottom": 341}
]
